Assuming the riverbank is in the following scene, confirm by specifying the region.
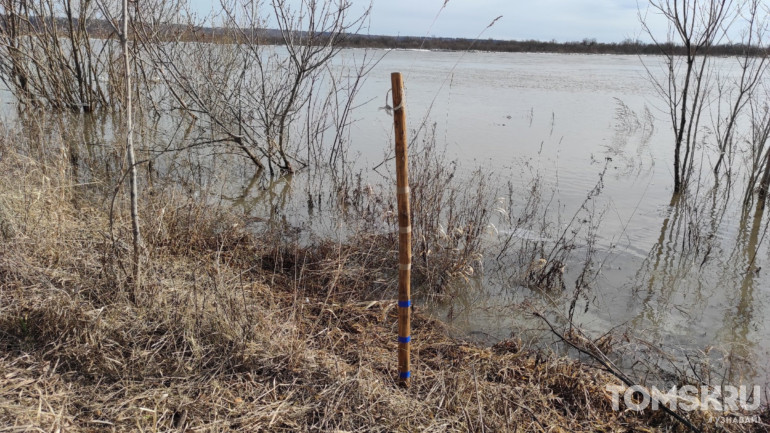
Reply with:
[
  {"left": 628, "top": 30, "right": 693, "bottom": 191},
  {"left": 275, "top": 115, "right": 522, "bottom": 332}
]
[{"left": 0, "top": 140, "right": 767, "bottom": 431}]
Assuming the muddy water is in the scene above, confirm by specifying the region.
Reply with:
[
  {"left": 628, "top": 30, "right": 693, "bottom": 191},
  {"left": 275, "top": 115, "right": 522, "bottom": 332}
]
[
  {"left": 2, "top": 49, "right": 767, "bottom": 389},
  {"left": 342, "top": 50, "right": 770, "bottom": 389}
]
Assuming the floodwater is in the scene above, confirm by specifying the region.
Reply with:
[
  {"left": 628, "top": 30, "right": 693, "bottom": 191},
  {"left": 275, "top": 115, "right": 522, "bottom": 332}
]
[
  {"left": 343, "top": 50, "right": 770, "bottom": 390},
  {"left": 2, "top": 49, "right": 768, "bottom": 390}
]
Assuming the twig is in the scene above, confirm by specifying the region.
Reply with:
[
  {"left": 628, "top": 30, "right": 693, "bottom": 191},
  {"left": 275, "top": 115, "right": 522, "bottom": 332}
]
[
  {"left": 533, "top": 311, "right": 703, "bottom": 433},
  {"left": 472, "top": 366, "right": 486, "bottom": 433}
]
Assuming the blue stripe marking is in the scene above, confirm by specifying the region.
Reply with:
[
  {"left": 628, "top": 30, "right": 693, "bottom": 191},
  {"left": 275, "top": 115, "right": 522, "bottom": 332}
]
[
  {"left": 398, "top": 300, "right": 412, "bottom": 308},
  {"left": 399, "top": 335, "right": 411, "bottom": 344},
  {"left": 399, "top": 371, "right": 411, "bottom": 379}
]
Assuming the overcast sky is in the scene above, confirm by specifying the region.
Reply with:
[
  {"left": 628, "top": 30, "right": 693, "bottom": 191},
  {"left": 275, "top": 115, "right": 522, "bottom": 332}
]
[
  {"left": 363, "top": 0, "right": 663, "bottom": 42},
  {"left": 191, "top": 0, "right": 669, "bottom": 43}
]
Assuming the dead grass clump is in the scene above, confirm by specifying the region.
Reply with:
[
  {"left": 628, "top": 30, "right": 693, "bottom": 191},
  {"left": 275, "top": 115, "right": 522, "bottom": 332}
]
[{"left": 408, "top": 127, "right": 492, "bottom": 292}]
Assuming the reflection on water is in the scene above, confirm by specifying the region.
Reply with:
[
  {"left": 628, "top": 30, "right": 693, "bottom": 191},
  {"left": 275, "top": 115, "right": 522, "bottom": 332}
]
[{"left": 2, "top": 50, "right": 769, "bottom": 389}]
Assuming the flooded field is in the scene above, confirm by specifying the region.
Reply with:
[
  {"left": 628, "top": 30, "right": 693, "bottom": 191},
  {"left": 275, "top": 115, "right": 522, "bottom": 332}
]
[
  {"left": 359, "top": 53, "right": 770, "bottom": 381},
  {"left": 313, "top": 50, "right": 770, "bottom": 389},
  {"left": 2, "top": 49, "right": 768, "bottom": 390},
  {"left": 357, "top": 51, "right": 770, "bottom": 387}
]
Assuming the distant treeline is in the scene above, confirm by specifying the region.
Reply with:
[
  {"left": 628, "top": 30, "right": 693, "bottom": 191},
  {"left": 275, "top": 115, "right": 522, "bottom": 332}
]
[
  {"left": 338, "top": 34, "right": 767, "bottom": 57},
  {"left": 167, "top": 25, "right": 770, "bottom": 57},
  {"left": 1, "top": 15, "right": 765, "bottom": 57}
]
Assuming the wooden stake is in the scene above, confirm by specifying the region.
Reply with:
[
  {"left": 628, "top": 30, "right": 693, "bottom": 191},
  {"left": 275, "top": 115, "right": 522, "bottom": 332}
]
[{"left": 391, "top": 72, "right": 412, "bottom": 387}]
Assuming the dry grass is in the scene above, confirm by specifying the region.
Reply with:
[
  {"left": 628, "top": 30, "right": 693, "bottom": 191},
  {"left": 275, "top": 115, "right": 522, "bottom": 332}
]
[{"left": 0, "top": 136, "right": 767, "bottom": 432}]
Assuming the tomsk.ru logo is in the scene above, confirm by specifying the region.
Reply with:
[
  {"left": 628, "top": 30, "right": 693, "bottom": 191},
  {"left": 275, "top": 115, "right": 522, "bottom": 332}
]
[{"left": 606, "top": 384, "right": 762, "bottom": 412}]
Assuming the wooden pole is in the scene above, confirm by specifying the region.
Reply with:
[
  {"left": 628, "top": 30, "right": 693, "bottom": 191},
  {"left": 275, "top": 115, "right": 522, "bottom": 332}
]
[{"left": 391, "top": 72, "right": 412, "bottom": 387}]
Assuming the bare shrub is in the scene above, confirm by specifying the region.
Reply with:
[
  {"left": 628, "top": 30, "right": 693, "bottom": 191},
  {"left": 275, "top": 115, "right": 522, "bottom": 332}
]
[
  {"left": 0, "top": 0, "right": 122, "bottom": 111},
  {"left": 136, "top": 0, "right": 372, "bottom": 175}
]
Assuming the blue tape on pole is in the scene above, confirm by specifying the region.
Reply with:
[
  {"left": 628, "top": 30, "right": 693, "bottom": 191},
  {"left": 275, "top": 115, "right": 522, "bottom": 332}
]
[
  {"left": 398, "top": 300, "right": 412, "bottom": 308},
  {"left": 400, "top": 371, "right": 411, "bottom": 379},
  {"left": 398, "top": 335, "right": 411, "bottom": 344}
]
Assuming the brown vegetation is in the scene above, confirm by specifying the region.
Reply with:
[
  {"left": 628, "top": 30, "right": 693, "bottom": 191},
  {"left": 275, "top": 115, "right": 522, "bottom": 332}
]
[
  {"left": 1, "top": 1, "right": 769, "bottom": 428},
  {"left": 0, "top": 116, "right": 767, "bottom": 432}
]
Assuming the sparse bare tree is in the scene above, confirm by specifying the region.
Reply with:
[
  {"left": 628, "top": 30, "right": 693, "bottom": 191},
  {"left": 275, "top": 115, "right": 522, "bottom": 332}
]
[
  {"left": 639, "top": 0, "right": 739, "bottom": 194},
  {"left": 95, "top": 0, "right": 143, "bottom": 285},
  {"left": 711, "top": 0, "right": 768, "bottom": 182},
  {"left": 120, "top": 0, "right": 141, "bottom": 285}
]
